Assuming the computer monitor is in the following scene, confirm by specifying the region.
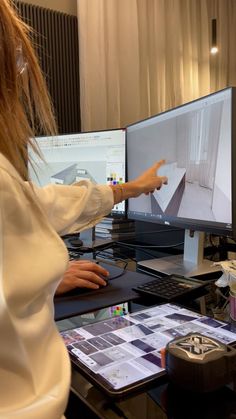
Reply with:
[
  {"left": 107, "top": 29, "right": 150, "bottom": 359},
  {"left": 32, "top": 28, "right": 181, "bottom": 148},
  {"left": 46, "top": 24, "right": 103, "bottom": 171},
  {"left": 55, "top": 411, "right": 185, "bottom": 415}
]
[
  {"left": 127, "top": 87, "right": 236, "bottom": 277},
  {"left": 28, "top": 128, "right": 126, "bottom": 215}
]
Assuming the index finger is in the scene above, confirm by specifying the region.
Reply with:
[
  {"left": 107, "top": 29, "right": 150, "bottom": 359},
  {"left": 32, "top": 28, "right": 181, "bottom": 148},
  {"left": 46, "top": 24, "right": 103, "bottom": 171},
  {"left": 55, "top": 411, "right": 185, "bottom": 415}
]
[
  {"left": 161, "top": 176, "right": 168, "bottom": 185},
  {"left": 154, "top": 159, "right": 166, "bottom": 171},
  {"left": 83, "top": 262, "right": 110, "bottom": 277},
  {"left": 92, "top": 263, "right": 110, "bottom": 277}
]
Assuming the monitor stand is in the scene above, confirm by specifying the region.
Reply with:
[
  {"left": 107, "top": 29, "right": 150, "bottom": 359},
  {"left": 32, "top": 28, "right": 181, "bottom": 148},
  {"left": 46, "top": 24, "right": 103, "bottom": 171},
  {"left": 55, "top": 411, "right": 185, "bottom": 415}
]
[{"left": 137, "top": 229, "right": 221, "bottom": 278}]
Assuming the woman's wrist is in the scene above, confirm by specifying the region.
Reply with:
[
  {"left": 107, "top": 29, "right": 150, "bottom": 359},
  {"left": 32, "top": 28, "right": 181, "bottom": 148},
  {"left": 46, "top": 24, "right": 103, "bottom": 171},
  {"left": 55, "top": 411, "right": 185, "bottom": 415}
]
[
  {"left": 110, "top": 181, "right": 141, "bottom": 204},
  {"left": 110, "top": 160, "right": 167, "bottom": 205},
  {"left": 110, "top": 185, "right": 124, "bottom": 204}
]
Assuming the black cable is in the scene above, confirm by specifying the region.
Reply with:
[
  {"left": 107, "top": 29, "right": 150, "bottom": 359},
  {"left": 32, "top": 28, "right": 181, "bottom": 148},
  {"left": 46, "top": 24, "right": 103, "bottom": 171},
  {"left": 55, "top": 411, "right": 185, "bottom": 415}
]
[
  {"left": 67, "top": 242, "right": 116, "bottom": 256},
  {"left": 95, "top": 247, "right": 137, "bottom": 264},
  {"left": 94, "top": 248, "right": 124, "bottom": 263},
  {"left": 127, "top": 246, "right": 164, "bottom": 260},
  {"left": 115, "top": 241, "right": 184, "bottom": 249},
  {"left": 94, "top": 248, "right": 129, "bottom": 280},
  {"left": 108, "top": 261, "right": 128, "bottom": 280},
  {"left": 116, "top": 242, "right": 171, "bottom": 260},
  {"left": 134, "top": 227, "right": 182, "bottom": 236}
]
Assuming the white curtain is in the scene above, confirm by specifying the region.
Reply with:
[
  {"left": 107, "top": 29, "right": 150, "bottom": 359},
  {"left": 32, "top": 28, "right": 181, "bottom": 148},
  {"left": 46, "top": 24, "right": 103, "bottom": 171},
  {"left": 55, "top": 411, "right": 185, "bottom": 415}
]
[
  {"left": 182, "top": 104, "right": 223, "bottom": 188},
  {"left": 198, "top": 103, "right": 223, "bottom": 188},
  {"left": 77, "top": 0, "right": 236, "bottom": 132}
]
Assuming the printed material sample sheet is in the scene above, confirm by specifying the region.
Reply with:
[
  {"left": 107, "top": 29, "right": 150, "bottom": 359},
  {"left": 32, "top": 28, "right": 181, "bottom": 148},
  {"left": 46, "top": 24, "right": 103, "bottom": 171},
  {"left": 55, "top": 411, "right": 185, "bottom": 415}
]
[{"left": 61, "top": 304, "right": 236, "bottom": 390}]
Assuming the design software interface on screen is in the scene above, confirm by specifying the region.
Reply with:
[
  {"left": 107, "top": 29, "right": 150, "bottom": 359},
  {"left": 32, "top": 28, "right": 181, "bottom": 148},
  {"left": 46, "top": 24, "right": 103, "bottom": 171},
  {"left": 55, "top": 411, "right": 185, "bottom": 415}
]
[
  {"left": 29, "top": 129, "right": 126, "bottom": 214},
  {"left": 127, "top": 87, "right": 235, "bottom": 276}
]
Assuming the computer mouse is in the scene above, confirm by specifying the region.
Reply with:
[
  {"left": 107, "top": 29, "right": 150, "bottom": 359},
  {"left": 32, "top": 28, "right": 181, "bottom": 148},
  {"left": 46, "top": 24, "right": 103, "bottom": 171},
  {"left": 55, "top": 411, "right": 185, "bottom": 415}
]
[{"left": 55, "top": 281, "right": 109, "bottom": 299}]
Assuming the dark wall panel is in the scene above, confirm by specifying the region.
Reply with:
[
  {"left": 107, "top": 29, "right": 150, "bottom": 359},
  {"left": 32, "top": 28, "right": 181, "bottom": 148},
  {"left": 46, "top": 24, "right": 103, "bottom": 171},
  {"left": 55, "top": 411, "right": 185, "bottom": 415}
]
[{"left": 15, "top": 1, "right": 81, "bottom": 134}]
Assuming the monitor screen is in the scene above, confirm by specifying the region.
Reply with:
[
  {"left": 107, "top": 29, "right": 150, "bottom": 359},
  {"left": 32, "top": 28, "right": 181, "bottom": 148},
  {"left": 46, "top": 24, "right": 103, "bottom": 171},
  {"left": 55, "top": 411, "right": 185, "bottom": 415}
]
[
  {"left": 127, "top": 87, "right": 236, "bottom": 237},
  {"left": 28, "top": 129, "right": 126, "bottom": 215}
]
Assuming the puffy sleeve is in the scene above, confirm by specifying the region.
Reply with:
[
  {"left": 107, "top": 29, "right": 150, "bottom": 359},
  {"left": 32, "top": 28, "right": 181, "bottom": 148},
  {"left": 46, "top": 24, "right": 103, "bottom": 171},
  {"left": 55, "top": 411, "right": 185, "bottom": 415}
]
[{"left": 28, "top": 179, "right": 114, "bottom": 235}]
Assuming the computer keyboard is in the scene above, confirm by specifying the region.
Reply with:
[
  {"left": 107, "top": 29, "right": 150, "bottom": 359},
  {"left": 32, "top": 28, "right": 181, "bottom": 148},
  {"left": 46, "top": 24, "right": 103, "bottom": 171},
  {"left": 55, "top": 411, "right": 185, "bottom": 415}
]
[{"left": 133, "top": 274, "right": 205, "bottom": 301}]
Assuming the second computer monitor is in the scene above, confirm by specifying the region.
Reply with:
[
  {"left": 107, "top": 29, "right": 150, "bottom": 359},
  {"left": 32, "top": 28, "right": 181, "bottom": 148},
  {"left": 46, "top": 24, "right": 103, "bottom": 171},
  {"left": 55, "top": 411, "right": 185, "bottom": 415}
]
[
  {"left": 127, "top": 87, "right": 235, "bottom": 237},
  {"left": 29, "top": 129, "right": 126, "bottom": 215}
]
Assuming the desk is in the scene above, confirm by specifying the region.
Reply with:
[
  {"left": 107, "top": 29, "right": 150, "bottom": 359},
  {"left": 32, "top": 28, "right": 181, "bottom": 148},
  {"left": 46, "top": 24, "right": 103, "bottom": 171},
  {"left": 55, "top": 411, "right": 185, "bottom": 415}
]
[
  {"left": 67, "top": 370, "right": 236, "bottom": 419},
  {"left": 55, "top": 256, "right": 226, "bottom": 418},
  {"left": 54, "top": 260, "right": 210, "bottom": 323},
  {"left": 68, "top": 370, "right": 168, "bottom": 418},
  {"left": 54, "top": 263, "right": 161, "bottom": 321}
]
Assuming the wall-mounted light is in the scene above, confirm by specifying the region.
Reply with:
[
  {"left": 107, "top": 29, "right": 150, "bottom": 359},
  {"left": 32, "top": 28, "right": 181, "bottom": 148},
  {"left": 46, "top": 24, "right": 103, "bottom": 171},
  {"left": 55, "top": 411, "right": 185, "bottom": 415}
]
[{"left": 210, "top": 18, "right": 218, "bottom": 54}]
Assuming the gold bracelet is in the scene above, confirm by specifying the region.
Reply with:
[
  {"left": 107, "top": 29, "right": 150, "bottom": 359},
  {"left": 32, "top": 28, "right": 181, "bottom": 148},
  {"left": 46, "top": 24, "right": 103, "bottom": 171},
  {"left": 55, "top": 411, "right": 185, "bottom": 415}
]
[{"left": 112, "top": 185, "right": 124, "bottom": 203}]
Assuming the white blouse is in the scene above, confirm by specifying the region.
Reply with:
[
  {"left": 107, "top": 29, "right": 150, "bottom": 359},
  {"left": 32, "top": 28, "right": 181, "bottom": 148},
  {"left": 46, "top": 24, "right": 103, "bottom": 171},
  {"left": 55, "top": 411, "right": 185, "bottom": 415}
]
[{"left": 0, "top": 154, "right": 114, "bottom": 418}]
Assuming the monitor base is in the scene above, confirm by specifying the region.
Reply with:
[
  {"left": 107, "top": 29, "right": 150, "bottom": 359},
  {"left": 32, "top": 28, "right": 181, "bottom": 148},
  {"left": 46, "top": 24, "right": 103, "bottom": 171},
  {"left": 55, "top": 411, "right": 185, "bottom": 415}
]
[{"left": 137, "top": 254, "right": 221, "bottom": 279}]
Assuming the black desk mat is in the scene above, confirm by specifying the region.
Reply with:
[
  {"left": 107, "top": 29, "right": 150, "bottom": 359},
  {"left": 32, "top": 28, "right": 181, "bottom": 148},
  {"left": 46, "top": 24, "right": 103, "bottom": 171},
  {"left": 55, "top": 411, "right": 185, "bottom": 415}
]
[{"left": 54, "top": 262, "right": 154, "bottom": 321}]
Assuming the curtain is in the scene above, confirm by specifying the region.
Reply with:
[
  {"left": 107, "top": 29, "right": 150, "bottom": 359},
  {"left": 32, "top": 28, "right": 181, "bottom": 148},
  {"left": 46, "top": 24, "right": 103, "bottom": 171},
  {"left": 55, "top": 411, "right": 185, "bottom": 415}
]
[
  {"left": 198, "top": 103, "right": 223, "bottom": 188},
  {"left": 179, "top": 103, "right": 223, "bottom": 188},
  {"left": 77, "top": 0, "right": 236, "bottom": 132}
]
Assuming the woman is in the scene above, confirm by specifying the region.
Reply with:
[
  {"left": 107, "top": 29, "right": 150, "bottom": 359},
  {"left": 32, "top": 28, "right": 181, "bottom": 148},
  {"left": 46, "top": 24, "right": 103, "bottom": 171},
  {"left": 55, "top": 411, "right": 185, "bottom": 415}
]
[{"left": 0, "top": 1, "right": 167, "bottom": 418}]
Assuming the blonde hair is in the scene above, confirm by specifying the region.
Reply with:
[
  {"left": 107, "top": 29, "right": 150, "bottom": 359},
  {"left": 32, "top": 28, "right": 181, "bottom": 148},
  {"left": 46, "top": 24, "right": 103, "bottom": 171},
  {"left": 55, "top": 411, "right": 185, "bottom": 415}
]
[{"left": 0, "top": 0, "right": 57, "bottom": 179}]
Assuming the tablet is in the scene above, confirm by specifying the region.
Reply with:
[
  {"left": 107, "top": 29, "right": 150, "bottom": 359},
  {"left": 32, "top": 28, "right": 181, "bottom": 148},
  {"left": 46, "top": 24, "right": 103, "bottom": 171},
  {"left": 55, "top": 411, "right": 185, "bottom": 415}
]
[{"left": 60, "top": 303, "right": 236, "bottom": 398}]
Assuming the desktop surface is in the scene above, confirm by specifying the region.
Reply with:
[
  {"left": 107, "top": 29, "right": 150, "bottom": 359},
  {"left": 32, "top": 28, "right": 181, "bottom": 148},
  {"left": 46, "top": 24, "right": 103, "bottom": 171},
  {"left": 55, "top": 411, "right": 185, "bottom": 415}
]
[
  {"left": 54, "top": 262, "right": 155, "bottom": 321},
  {"left": 54, "top": 260, "right": 210, "bottom": 321}
]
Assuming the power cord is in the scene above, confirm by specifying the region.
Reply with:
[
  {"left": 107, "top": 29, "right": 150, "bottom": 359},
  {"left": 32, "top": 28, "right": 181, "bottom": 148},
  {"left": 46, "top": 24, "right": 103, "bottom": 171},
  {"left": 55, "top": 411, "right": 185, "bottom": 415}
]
[
  {"left": 108, "top": 261, "right": 128, "bottom": 280},
  {"left": 115, "top": 241, "right": 184, "bottom": 249},
  {"left": 94, "top": 249, "right": 130, "bottom": 280},
  {"left": 134, "top": 227, "right": 182, "bottom": 237},
  {"left": 95, "top": 247, "right": 137, "bottom": 264}
]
